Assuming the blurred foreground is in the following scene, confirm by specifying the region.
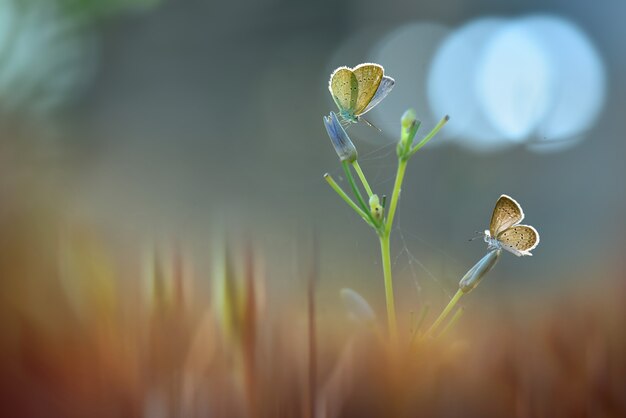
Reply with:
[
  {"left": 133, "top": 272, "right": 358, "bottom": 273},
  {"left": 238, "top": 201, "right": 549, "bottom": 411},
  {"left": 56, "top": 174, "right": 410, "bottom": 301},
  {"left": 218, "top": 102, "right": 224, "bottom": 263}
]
[{"left": 0, "top": 183, "right": 624, "bottom": 418}]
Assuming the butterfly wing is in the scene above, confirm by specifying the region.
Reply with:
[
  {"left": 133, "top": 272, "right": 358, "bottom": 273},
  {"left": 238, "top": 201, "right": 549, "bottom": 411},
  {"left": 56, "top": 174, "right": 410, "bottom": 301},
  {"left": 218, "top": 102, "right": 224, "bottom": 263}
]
[
  {"left": 358, "top": 76, "right": 395, "bottom": 116},
  {"left": 329, "top": 67, "right": 358, "bottom": 113},
  {"left": 496, "top": 225, "right": 539, "bottom": 256},
  {"left": 489, "top": 194, "right": 525, "bottom": 237},
  {"left": 352, "top": 63, "right": 384, "bottom": 115}
]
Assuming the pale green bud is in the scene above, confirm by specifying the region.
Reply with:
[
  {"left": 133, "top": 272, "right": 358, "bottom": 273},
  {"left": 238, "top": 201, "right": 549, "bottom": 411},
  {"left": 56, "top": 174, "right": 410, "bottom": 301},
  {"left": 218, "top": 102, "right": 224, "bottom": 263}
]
[
  {"left": 401, "top": 108, "right": 418, "bottom": 130},
  {"left": 398, "top": 108, "right": 420, "bottom": 158},
  {"left": 369, "top": 194, "right": 383, "bottom": 221}
]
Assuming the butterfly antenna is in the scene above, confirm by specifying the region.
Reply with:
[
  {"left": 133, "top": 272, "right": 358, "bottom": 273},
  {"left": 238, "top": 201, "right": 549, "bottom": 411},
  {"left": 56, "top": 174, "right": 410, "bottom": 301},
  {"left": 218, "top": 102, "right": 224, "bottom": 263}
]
[
  {"left": 468, "top": 231, "right": 483, "bottom": 241},
  {"left": 360, "top": 117, "right": 382, "bottom": 132}
]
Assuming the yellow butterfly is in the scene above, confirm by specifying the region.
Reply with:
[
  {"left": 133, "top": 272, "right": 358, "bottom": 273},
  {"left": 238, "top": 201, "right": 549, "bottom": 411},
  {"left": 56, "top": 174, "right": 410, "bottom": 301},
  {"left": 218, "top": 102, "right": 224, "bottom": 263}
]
[
  {"left": 328, "top": 63, "right": 395, "bottom": 126},
  {"left": 483, "top": 195, "right": 539, "bottom": 256}
]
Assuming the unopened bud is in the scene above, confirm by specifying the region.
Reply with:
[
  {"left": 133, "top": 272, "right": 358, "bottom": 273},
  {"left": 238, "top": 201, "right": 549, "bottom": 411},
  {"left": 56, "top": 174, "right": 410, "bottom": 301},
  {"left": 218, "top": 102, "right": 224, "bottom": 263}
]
[
  {"left": 323, "top": 111, "right": 358, "bottom": 163},
  {"left": 398, "top": 108, "right": 420, "bottom": 158},
  {"left": 401, "top": 108, "right": 418, "bottom": 130},
  {"left": 369, "top": 194, "right": 384, "bottom": 221},
  {"left": 459, "top": 249, "right": 501, "bottom": 294}
]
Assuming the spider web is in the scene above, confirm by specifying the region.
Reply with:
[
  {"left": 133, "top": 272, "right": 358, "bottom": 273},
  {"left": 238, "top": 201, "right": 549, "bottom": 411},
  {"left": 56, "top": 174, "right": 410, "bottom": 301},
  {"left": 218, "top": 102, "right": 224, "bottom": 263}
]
[
  {"left": 324, "top": 135, "right": 469, "bottom": 307},
  {"left": 356, "top": 142, "right": 461, "bottom": 299},
  {"left": 392, "top": 209, "right": 456, "bottom": 300}
]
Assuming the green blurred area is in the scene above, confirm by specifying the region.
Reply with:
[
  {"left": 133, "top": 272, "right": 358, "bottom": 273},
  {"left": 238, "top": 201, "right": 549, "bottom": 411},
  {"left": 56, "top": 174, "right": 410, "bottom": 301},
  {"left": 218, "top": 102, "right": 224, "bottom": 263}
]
[{"left": 26, "top": 0, "right": 161, "bottom": 20}]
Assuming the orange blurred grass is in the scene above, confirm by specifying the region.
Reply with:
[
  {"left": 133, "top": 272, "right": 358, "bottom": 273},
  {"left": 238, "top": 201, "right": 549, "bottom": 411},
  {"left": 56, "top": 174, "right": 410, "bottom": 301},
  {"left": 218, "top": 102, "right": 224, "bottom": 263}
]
[{"left": 0, "top": 203, "right": 625, "bottom": 417}]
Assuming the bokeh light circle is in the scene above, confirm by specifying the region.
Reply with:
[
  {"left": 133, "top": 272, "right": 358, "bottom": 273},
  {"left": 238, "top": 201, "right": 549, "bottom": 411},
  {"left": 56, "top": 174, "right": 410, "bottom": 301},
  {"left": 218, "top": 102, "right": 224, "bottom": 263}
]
[
  {"left": 425, "top": 14, "right": 605, "bottom": 153},
  {"left": 370, "top": 22, "right": 450, "bottom": 145},
  {"left": 520, "top": 15, "right": 606, "bottom": 153},
  {"left": 427, "top": 18, "right": 511, "bottom": 152},
  {"left": 477, "top": 23, "right": 554, "bottom": 142}
]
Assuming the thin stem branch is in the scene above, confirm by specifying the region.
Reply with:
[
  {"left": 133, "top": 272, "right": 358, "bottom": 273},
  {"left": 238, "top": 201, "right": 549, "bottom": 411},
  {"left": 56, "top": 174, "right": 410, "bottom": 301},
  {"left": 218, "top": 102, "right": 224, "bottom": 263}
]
[
  {"left": 341, "top": 161, "right": 378, "bottom": 227},
  {"left": 385, "top": 159, "right": 408, "bottom": 235},
  {"left": 408, "top": 115, "right": 450, "bottom": 157},
  {"left": 323, "top": 174, "right": 373, "bottom": 226},
  {"left": 438, "top": 307, "right": 464, "bottom": 338},
  {"left": 425, "top": 288, "right": 464, "bottom": 337},
  {"left": 351, "top": 161, "right": 373, "bottom": 197}
]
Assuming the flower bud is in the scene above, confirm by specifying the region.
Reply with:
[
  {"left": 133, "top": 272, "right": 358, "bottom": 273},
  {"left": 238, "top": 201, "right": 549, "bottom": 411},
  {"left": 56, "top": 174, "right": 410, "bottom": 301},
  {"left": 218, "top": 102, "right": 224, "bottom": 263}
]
[
  {"left": 323, "top": 111, "right": 358, "bottom": 163},
  {"left": 401, "top": 108, "right": 418, "bottom": 130},
  {"left": 398, "top": 108, "right": 420, "bottom": 158},
  {"left": 459, "top": 249, "right": 501, "bottom": 294},
  {"left": 369, "top": 194, "right": 383, "bottom": 221}
]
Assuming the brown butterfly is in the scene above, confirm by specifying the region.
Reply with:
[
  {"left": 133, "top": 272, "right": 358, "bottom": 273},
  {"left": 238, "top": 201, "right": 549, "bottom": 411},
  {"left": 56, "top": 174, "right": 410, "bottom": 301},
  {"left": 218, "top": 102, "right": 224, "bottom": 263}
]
[
  {"left": 483, "top": 195, "right": 539, "bottom": 256},
  {"left": 328, "top": 63, "right": 395, "bottom": 127}
]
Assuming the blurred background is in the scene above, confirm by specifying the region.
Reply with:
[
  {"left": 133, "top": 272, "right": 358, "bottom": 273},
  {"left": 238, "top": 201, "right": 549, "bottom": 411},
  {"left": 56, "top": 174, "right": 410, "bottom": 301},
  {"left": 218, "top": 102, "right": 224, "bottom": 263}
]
[
  {"left": 1, "top": 0, "right": 626, "bottom": 416},
  {"left": 3, "top": 0, "right": 621, "bottom": 295}
]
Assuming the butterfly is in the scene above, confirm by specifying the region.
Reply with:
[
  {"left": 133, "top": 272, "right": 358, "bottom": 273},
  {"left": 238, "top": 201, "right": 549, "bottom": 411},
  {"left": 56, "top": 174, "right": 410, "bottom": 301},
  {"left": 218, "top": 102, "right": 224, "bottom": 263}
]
[
  {"left": 482, "top": 194, "right": 540, "bottom": 256},
  {"left": 328, "top": 63, "right": 395, "bottom": 127}
]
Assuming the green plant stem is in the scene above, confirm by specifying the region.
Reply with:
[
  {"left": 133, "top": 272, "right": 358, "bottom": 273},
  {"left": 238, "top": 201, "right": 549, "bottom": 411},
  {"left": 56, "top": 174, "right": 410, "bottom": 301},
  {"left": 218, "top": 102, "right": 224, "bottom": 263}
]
[
  {"left": 425, "top": 288, "right": 464, "bottom": 337},
  {"left": 438, "top": 307, "right": 464, "bottom": 338},
  {"left": 379, "top": 233, "right": 397, "bottom": 341},
  {"left": 341, "top": 162, "right": 367, "bottom": 211},
  {"left": 408, "top": 115, "right": 449, "bottom": 157},
  {"left": 323, "top": 174, "right": 373, "bottom": 226},
  {"left": 375, "top": 157, "right": 411, "bottom": 342},
  {"left": 385, "top": 159, "right": 408, "bottom": 235},
  {"left": 341, "top": 162, "right": 378, "bottom": 227},
  {"left": 351, "top": 161, "right": 373, "bottom": 197}
]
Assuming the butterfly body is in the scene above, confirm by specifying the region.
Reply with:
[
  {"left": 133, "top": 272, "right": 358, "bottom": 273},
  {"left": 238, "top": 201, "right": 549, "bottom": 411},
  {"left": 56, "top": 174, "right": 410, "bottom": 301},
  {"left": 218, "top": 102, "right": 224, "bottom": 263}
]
[
  {"left": 328, "top": 63, "right": 395, "bottom": 126},
  {"left": 338, "top": 108, "right": 359, "bottom": 125},
  {"left": 483, "top": 230, "right": 500, "bottom": 250},
  {"left": 483, "top": 195, "right": 539, "bottom": 257}
]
